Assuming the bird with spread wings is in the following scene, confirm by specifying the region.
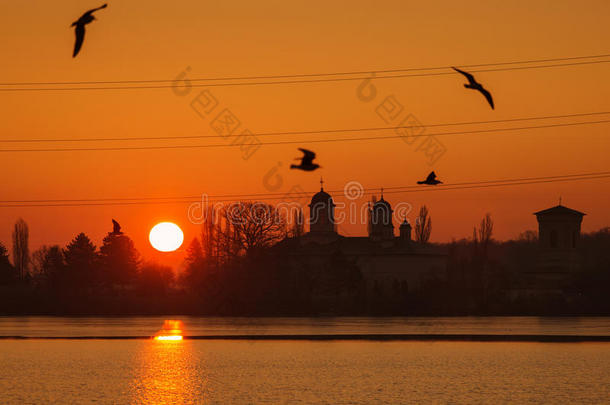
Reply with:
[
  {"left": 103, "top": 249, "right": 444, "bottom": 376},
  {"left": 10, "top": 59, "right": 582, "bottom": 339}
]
[
  {"left": 71, "top": 4, "right": 108, "bottom": 58},
  {"left": 290, "top": 148, "right": 321, "bottom": 171},
  {"left": 452, "top": 67, "right": 495, "bottom": 110}
]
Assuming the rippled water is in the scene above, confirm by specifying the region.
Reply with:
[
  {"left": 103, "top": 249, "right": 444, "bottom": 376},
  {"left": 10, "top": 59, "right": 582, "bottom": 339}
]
[
  {"left": 1, "top": 340, "right": 609, "bottom": 404},
  {"left": 1, "top": 317, "right": 609, "bottom": 404}
]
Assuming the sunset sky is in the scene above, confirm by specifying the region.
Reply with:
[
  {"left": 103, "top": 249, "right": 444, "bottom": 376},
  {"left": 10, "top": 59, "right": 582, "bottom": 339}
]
[{"left": 1, "top": 0, "right": 609, "bottom": 267}]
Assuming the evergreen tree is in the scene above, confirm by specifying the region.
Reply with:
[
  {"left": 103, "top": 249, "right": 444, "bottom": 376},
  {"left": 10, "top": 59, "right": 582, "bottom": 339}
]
[
  {"left": 99, "top": 232, "right": 140, "bottom": 287},
  {"left": 64, "top": 233, "right": 99, "bottom": 287},
  {"left": 139, "top": 262, "right": 175, "bottom": 296}
]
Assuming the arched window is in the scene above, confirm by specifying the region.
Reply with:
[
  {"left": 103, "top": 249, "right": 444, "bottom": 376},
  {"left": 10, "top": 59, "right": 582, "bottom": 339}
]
[{"left": 550, "top": 230, "right": 558, "bottom": 248}]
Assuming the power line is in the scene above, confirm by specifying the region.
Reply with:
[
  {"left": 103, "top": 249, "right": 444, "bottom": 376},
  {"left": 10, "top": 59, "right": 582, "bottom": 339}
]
[
  {"left": 2, "top": 111, "right": 609, "bottom": 144},
  {"left": 1, "top": 53, "right": 609, "bottom": 87},
  {"left": 1, "top": 60, "right": 609, "bottom": 92},
  {"left": 384, "top": 174, "right": 610, "bottom": 195},
  {"left": 1, "top": 119, "right": 608, "bottom": 153},
  {"left": 1, "top": 171, "right": 608, "bottom": 207}
]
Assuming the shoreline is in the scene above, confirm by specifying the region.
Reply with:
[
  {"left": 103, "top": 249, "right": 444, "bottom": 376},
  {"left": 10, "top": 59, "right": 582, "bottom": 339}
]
[{"left": 2, "top": 334, "right": 610, "bottom": 342}]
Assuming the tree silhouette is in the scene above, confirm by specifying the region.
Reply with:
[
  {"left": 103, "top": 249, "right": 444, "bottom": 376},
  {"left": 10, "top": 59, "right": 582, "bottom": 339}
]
[
  {"left": 0, "top": 243, "right": 16, "bottom": 284},
  {"left": 64, "top": 233, "right": 98, "bottom": 288},
  {"left": 414, "top": 205, "right": 432, "bottom": 243},
  {"left": 181, "top": 237, "right": 206, "bottom": 289},
  {"left": 200, "top": 206, "right": 220, "bottom": 268},
  {"left": 289, "top": 207, "right": 305, "bottom": 238},
  {"left": 12, "top": 218, "right": 29, "bottom": 281},
  {"left": 477, "top": 213, "right": 494, "bottom": 259},
  {"left": 99, "top": 232, "right": 140, "bottom": 287},
  {"left": 138, "top": 262, "right": 174, "bottom": 296},
  {"left": 223, "top": 201, "right": 287, "bottom": 256},
  {"left": 35, "top": 246, "right": 66, "bottom": 289},
  {"left": 31, "top": 246, "right": 51, "bottom": 282}
]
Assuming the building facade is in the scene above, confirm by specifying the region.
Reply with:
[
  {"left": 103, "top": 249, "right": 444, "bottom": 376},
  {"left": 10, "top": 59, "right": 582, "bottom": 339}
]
[
  {"left": 514, "top": 204, "right": 586, "bottom": 296},
  {"left": 283, "top": 184, "right": 447, "bottom": 299}
]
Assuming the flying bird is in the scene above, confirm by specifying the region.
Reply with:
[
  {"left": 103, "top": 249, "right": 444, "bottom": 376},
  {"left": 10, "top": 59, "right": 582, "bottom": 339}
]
[
  {"left": 452, "top": 67, "right": 494, "bottom": 110},
  {"left": 71, "top": 4, "right": 108, "bottom": 58},
  {"left": 112, "top": 219, "right": 122, "bottom": 234},
  {"left": 417, "top": 171, "right": 442, "bottom": 186},
  {"left": 290, "top": 148, "right": 320, "bottom": 171}
]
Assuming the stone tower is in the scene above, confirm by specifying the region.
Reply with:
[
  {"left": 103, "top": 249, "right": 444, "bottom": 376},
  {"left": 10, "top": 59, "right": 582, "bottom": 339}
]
[{"left": 534, "top": 203, "right": 585, "bottom": 273}]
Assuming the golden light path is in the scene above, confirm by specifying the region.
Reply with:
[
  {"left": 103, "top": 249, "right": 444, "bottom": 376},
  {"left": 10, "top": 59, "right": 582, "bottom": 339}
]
[
  {"left": 133, "top": 319, "right": 197, "bottom": 403},
  {"left": 153, "top": 320, "right": 184, "bottom": 341},
  {"left": 155, "top": 335, "right": 183, "bottom": 341}
]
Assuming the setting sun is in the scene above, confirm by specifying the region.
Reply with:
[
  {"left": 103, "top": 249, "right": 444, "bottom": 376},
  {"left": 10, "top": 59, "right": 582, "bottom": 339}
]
[{"left": 149, "top": 222, "right": 184, "bottom": 252}]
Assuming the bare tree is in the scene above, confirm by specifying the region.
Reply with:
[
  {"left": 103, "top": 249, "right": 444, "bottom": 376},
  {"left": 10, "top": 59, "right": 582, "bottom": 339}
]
[
  {"left": 223, "top": 201, "right": 287, "bottom": 256},
  {"left": 12, "top": 218, "right": 30, "bottom": 281},
  {"left": 477, "top": 213, "right": 494, "bottom": 258},
  {"left": 31, "top": 245, "right": 50, "bottom": 280},
  {"left": 518, "top": 230, "right": 538, "bottom": 243},
  {"left": 414, "top": 205, "right": 432, "bottom": 244},
  {"left": 200, "top": 205, "right": 219, "bottom": 267}
]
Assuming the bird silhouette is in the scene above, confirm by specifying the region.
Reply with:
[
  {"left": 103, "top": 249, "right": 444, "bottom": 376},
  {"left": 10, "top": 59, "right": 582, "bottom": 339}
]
[
  {"left": 452, "top": 67, "right": 494, "bottom": 110},
  {"left": 417, "top": 171, "right": 443, "bottom": 185},
  {"left": 290, "top": 148, "right": 321, "bottom": 171},
  {"left": 71, "top": 4, "right": 108, "bottom": 58},
  {"left": 111, "top": 219, "right": 122, "bottom": 235}
]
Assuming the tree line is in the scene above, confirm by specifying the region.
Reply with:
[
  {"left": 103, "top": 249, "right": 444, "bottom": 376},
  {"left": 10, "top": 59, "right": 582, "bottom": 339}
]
[{"left": 1, "top": 204, "right": 609, "bottom": 316}]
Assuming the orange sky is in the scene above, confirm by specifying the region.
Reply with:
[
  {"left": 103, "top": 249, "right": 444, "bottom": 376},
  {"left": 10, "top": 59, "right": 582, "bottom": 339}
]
[{"left": 0, "top": 0, "right": 609, "bottom": 268}]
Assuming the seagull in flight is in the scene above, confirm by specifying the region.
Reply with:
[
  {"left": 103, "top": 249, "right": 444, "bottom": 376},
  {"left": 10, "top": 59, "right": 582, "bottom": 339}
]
[
  {"left": 452, "top": 67, "right": 494, "bottom": 110},
  {"left": 290, "top": 148, "right": 320, "bottom": 171},
  {"left": 111, "top": 219, "right": 122, "bottom": 235},
  {"left": 71, "top": 4, "right": 108, "bottom": 58},
  {"left": 417, "top": 171, "right": 442, "bottom": 186}
]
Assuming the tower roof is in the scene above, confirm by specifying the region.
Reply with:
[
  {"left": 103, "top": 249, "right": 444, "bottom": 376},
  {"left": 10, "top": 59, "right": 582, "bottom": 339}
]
[
  {"left": 310, "top": 180, "right": 334, "bottom": 206},
  {"left": 373, "top": 197, "right": 392, "bottom": 210},
  {"left": 400, "top": 219, "right": 411, "bottom": 228},
  {"left": 533, "top": 205, "right": 586, "bottom": 217}
]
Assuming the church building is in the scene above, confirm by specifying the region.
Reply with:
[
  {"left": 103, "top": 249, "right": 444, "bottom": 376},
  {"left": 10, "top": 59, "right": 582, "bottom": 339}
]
[{"left": 280, "top": 182, "right": 447, "bottom": 299}]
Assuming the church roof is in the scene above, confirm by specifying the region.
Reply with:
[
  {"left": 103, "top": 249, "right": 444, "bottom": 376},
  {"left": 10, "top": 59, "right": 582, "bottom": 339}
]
[
  {"left": 373, "top": 197, "right": 392, "bottom": 211},
  {"left": 310, "top": 188, "right": 334, "bottom": 206},
  {"left": 533, "top": 205, "right": 586, "bottom": 217},
  {"left": 400, "top": 219, "right": 411, "bottom": 228}
]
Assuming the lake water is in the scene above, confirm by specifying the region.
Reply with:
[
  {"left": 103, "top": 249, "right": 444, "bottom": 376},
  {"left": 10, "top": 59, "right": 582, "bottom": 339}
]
[{"left": 1, "top": 317, "right": 609, "bottom": 404}]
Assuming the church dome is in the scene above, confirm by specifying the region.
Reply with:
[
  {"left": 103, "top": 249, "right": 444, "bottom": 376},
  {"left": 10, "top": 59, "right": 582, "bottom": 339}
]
[
  {"left": 373, "top": 197, "right": 392, "bottom": 212},
  {"left": 310, "top": 188, "right": 334, "bottom": 207},
  {"left": 308, "top": 179, "right": 337, "bottom": 235}
]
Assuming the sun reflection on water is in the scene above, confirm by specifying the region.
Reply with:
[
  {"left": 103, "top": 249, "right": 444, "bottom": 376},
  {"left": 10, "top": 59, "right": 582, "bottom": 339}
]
[
  {"left": 153, "top": 320, "right": 184, "bottom": 340},
  {"left": 155, "top": 335, "right": 183, "bottom": 341},
  {"left": 131, "top": 320, "right": 201, "bottom": 404}
]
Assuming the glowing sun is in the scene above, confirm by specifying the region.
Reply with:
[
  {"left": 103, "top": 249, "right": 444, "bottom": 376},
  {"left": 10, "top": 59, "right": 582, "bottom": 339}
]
[{"left": 149, "top": 222, "right": 184, "bottom": 252}]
